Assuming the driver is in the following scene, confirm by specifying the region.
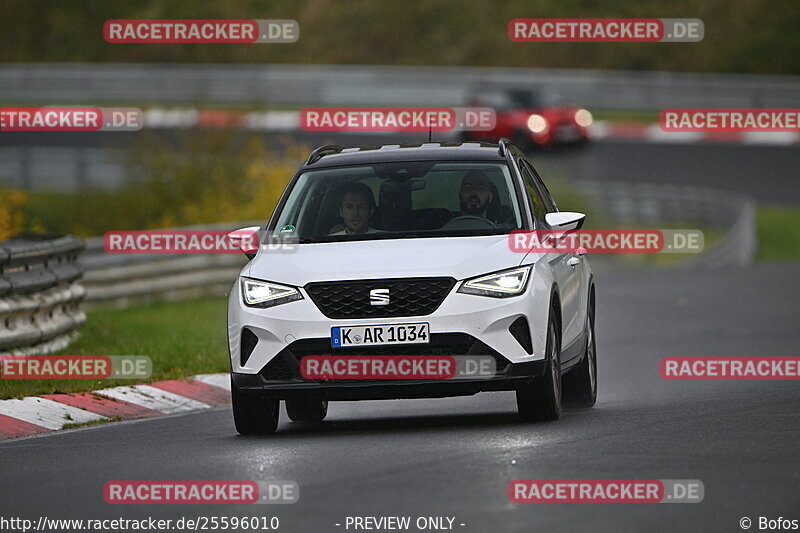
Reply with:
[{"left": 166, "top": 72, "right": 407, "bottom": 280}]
[
  {"left": 329, "top": 182, "right": 379, "bottom": 235},
  {"left": 458, "top": 170, "right": 494, "bottom": 219}
]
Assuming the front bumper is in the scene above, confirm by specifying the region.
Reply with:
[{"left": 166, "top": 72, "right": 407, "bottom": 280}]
[
  {"left": 232, "top": 358, "right": 547, "bottom": 401},
  {"left": 229, "top": 274, "right": 553, "bottom": 377}
]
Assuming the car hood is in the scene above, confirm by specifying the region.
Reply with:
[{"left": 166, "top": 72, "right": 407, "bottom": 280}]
[{"left": 246, "top": 235, "right": 528, "bottom": 286}]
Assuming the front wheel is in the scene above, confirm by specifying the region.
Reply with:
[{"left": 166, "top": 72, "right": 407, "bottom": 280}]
[
  {"left": 516, "top": 312, "right": 561, "bottom": 422},
  {"left": 563, "top": 300, "right": 597, "bottom": 407},
  {"left": 231, "top": 377, "right": 280, "bottom": 435}
]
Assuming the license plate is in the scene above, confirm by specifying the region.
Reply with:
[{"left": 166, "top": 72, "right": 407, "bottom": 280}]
[{"left": 331, "top": 323, "right": 429, "bottom": 347}]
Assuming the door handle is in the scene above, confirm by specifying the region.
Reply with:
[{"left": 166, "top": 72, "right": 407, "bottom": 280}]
[{"left": 567, "top": 257, "right": 581, "bottom": 268}]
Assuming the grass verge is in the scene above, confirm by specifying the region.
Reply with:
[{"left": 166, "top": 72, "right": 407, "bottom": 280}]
[
  {"left": 756, "top": 206, "right": 800, "bottom": 262},
  {"left": 62, "top": 417, "right": 122, "bottom": 430},
  {"left": 591, "top": 110, "right": 660, "bottom": 124},
  {"left": 0, "top": 298, "right": 229, "bottom": 399}
]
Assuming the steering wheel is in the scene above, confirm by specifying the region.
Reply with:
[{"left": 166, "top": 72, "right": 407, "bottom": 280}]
[{"left": 441, "top": 215, "right": 497, "bottom": 230}]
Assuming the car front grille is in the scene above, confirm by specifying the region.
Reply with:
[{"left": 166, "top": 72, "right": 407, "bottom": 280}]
[{"left": 304, "top": 277, "right": 456, "bottom": 319}]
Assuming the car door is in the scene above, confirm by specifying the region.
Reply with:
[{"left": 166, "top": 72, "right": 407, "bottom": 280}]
[{"left": 519, "top": 159, "right": 585, "bottom": 358}]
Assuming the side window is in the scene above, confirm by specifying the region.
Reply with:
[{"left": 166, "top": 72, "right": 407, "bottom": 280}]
[
  {"left": 523, "top": 160, "right": 557, "bottom": 212},
  {"left": 518, "top": 159, "right": 547, "bottom": 225}
]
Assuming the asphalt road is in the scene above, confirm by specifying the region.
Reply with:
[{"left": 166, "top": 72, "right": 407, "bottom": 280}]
[
  {"left": 2, "top": 262, "right": 799, "bottom": 532},
  {"left": 294, "top": 133, "right": 800, "bottom": 206},
  {"left": 2, "top": 130, "right": 799, "bottom": 205}
]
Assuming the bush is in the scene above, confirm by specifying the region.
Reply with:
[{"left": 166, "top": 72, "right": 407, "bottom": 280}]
[
  {"left": 19, "top": 132, "right": 310, "bottom": 237},
  {"left": 0, "top": 188, "right": 29, "bottom": 241}
]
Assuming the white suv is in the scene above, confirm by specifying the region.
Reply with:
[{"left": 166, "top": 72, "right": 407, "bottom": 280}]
[{"left": 228, "top": 140, "right": 596, "bottom": 434}]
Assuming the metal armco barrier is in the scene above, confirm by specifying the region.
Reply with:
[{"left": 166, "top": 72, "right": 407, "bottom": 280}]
[
  {"left": 1, "top": 63, "right": 798, "bottom": 109},
  {"left": 2, "top": 63, "right": 797, "bottom": 192},
  {"left": 574, "top": 181, "right": 755, "bottom": 267},
  {"left": 0, "top": 235, "right": 86, "bottom": 355},
  {"left": 80, "top": 223, "right": 253, "bottom": 309}
]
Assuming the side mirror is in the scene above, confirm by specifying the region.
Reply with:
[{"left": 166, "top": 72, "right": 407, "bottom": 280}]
[
  {"left": 544, "top": 212, "right": 586, "bottom": 232},
  {"left": 227, "top": 226, "right": 261, "bottom": 259}
]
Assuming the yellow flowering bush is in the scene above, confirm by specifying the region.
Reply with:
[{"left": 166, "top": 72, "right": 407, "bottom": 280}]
[
  {"left": 129, "top": 131, "right": 307, "bottom": 229},
  {"left": 0, "top": 188, "right": 28, "bottom": 241}
]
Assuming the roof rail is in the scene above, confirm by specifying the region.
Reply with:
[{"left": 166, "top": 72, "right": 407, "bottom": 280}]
[
  {"left": 306, "top": 145, "right": 343, "bottom": 165},
  {"left": 498, "top": 137, "right": 511, "bottom": 157}
]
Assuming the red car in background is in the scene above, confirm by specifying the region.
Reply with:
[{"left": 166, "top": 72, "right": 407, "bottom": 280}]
[{"left": 463, "top": 87, "right": 592, "bottom": 149}]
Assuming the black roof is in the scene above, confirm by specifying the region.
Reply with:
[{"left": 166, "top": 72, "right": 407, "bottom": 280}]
[{"left": 304, "top": 141, "right": 509, "bottom": 168}]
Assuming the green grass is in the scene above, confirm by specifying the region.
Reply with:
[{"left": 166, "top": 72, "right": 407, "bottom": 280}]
[
  {"left": 0, "top": 298, "right": 229, "bottom": 399},
  {"left": 592, "top": 110, "right": 660, "bottom": 124},
  {"left": 23, "top": 190, "right": 157, "bottom": 237},
  {"left": 756, "top": 206, "right": 800, "bottom": 262},
  {"left": 62, "top": 417, "right": 121, "bottom": 430}
]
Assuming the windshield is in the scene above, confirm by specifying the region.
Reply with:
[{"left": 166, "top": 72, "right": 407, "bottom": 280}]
[
  {"left": 470, "top": 88, "right": 563, "bottom": 110},
  {"left": 270, "top": 161, "right": 524, "bottom": 242},
  {"left": 509, "top": 89, "right": 563, "bottom": 109}
]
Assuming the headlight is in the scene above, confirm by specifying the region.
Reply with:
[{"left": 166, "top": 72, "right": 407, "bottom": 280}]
[
  {"left": 458, "top": 266, "right": 531, "bottom": 298},
  {"left": 527, "top": 114, "right": 548, "bottom": 134},
  {"left": 241, "top": 277, "right": 302, "bottom": 308},
  {"left": 575, "top": 108, "right": 593, "bottom": 127}
]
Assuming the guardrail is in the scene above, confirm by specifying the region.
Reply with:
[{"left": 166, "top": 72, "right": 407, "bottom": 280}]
[
  {"left": 3, "top": 63, "right": 797, "bottom": 191},
  {"left": 2, "top": 63, "right": 798, "bottom": 109},
  {"left": 80, "top": 223, "right": 253, "bottom": 309},
  {"left": 0, "top": 235, "right": 86, "bottom": 355},
  {"left": 78, "top": 182, "right": 755, "bottom": 309},
  {"left": 575, "top": 180, "right": 755, "bottom": 267}
]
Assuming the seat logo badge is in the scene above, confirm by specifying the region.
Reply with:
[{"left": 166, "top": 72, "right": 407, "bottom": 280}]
[{"left": 369, "top": 288, "right": 390, "bottom": 306}]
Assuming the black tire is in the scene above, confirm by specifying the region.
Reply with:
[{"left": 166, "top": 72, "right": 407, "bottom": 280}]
[
  {"left": 231, "top": 377, "right": 279, "bottom": 435},
  {"left": 516, "top": 311, "right": 561, "bottom": 422},
  {"left": 286, "top": 397, "right": 328, "bottom": 423},
  {"left": 563, "top": 298, "right": 597, "bottom": 408}
]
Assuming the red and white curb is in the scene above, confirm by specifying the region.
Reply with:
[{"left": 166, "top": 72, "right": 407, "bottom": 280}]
[
  {"left": 0, "top": 373, "right": 230, "bottom": 440},
  {"left": 142, "top": 108, "right": 800, "bottom": 146}
]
